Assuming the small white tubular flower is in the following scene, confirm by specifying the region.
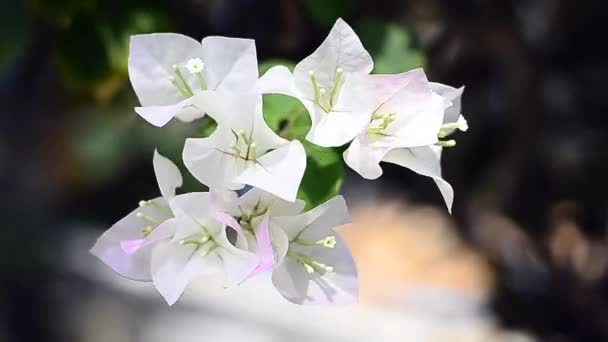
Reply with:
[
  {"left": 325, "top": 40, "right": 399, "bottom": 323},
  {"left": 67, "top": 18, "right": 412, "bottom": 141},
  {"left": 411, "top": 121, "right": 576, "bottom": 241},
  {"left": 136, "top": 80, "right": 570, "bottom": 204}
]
[
  {"left": 270, "top": 196, "right": 357, "bottom": 305},
  {"left": 256, "top": 18, "right": 375, "bottom": 147},
  {"left": 90, "top": 151, "right": 182, "bottom": 280},
  {"left": 151, "top": 192, "right": 259, "bottom": 305},
  {"left": 129, "top": 34, "right": 258, "bottom": 127},
  {"left": 185, "top": 57, "right": 205, "bottom": 74},
  {"left": 183, "top": 92, "right": 306, "bottom": 202}
]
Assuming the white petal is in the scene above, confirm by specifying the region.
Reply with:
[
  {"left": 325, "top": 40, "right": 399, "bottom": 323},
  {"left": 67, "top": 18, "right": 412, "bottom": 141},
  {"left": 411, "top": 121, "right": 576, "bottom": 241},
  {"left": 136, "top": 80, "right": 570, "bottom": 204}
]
[
  {"left": 249, "top": 214, "right": 274, "bottom": 275},
  {"left": 274, "top": 195, "right": 351, "bottom": 241},
  {"left": 153, "top": 150, "right": 183, "bottom": 199},
  {"left": 191, "top": 92, "right": 286, "bottom": 152},
  {"left": 168, "top": 192, "right": 219, "bottom": 235},
  {"left": 343, "top": 136, "right": 391, "bottom": 179},
  {"left": 90, "top": 197, "right": 172, "bottom": 281},
  {"left": 134, "top": 98, "right": 195, "bottom": 127},
  {"left": 272, "top": 234, "right": 357, "bottom": 305},
  {"left": 234, "top": 140, "right": 306, "bottom": 202},
  {"left": 306, "top": 108, "right": 371, "bottom": 147},
  {"left": 271, "top": 257, "right": 312, "bottom": 304},
  {"left": 129, "top": 33, "right": 202, "bottom": 107},
  {"left": 151, "top": 241, "right": 222, "bottom": 305},
  {"left": 237, "top": 187, "right": 306, "bottom": 216},
  {"left": 270, "top": 223, "right": 290, "bottom": 266},
  {"left": 256, "top": 65, "right": 299, "bottom": 97},
  {"left": 305, "top": 73, "right": 373, "bottom": 147},
  {"left": 174, "top": 102, "right": 206, "bottom": 123},
  {"left": 201, "top": 37, "right": 258, "bottom": 91},
  {"left": 430, "top": 82, "right": 464, "bottom": 125},
  {"left": 293, "top": 18, "right": 373, "bottom": 95},
  {"left": 182, "top": 129, "right": 247, "bottom": 191},
  {"left": 120, "top": 217, "right": 178, "bottom": 255},
  {"left": 382, "top": 146, "right": 454, "bottom": 212},
  {"left": 379, "top": 92, "right": 444, "bottom": 148},
  {"left": 271, "top": 196, "right": 356, "bottom": 304},
  {"left": 211, "top": 227, "right": 260, "bottom": 287}
]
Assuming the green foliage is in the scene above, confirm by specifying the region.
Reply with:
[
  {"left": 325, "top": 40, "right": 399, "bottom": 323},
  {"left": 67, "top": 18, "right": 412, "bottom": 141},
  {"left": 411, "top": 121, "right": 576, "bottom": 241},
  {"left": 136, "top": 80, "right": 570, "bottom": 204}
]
[
  {"left": 0, "top": 0, "right": 31, "bottom": 70},
  {"left": 358, "top": 18, "right": 425, "bottom": 73},
  {"left": 303, "top": 0, "right": 355, "bottom": 27},
  {"left": 258, "top": 59, "right": 295, "bottom": 75},
  {"left": 298, "top": 142, "right": 345, "bottom": 210},
  {"left": 70, "top": 99, "right": 208, "bottom": 192},
  {"left": 47, "top": 2, "right": 173, "bottom": 100},
  {"left": 29, "top": 0, "right": 97, "bottom": 27}
]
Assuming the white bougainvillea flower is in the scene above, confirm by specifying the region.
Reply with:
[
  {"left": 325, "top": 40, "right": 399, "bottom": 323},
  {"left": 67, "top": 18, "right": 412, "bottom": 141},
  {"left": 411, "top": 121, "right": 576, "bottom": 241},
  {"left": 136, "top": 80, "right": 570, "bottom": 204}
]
[
  {"left": 129, "top": 33, "right": 258, "bottom": 127},
  {"left": 151, "top": 192, "right": 259, "bottom": 305},
  {"left": 344, "top": 75, "right": 467, "bottom": 212},
  {"left": 183, "top": 92, "right": 306, "bottom": 202},
  {"left": 257, "top": 18, "right": 375, "bottom": 147},
  {"left": 90, "top": 151, "right": 182, "bottom": 280},
  {"left": 271, "top": 196, "right": 357, "bottom": 305},
  {"left": 221, "top": 187, "right": 306, "bottom": 272}
]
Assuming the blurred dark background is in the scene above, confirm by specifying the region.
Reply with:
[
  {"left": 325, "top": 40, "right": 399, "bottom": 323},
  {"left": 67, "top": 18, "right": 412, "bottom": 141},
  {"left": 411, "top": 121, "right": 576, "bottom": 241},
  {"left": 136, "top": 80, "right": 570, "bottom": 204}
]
[{"left": 1, "top": 0, "right": 608, "bottom": 341}]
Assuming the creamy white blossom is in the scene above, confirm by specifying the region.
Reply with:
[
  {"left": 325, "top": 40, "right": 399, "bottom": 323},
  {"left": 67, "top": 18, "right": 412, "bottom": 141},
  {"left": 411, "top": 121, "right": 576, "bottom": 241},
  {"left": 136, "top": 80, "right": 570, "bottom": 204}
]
[
  {"left": 271, "top": 195, "right": 356, "bottom": 304},
  {"left": 129, "top": 34, "right": 258, "bottom": 127},
  {"left": 183, "top": 92, "right": 306, "bottom": 202},
  {"left": 151, "top": 192, "right": 259, "bottom": 305},
  {"left": 257, "top": 18, "right": 375, "bottom": 147},
  {"left": 343, "top": 73, "right": 466, "bottom": 212},
  {"left": 212, "top": 188, "right": 357, "bottom": 304},
  {"left": 90, "top": 150, "right": 182, "bottom": 280}
]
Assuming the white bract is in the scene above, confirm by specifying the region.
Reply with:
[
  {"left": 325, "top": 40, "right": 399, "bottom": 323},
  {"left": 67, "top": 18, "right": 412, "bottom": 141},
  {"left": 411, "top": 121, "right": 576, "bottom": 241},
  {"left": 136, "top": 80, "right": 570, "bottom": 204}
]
[
  {"left": 182, "top": 92, "right": 306, "bottom": 202},
  {"left": 151, "top": 192, "right": 259, "bottom": 305},
  {"left": 91, "top": 18, "right": 469, "bottom": 308},
  {"left": 343, "top": 72, "right": 467, "bottom": 212},
  {"left": 90, "top": 150, "right": 182, "bottom": 280},
  {"left": 271, "top": 195, "right": 356, "bottom": 304},
  {"left": 257, "top": 18, "right": 375, "bottom": 147},
  {"left": 129, "top": 34, "right": 258, "bottom": 127},
  {"left": 215, "top": 188, "right": 356, "bottom": 304}
]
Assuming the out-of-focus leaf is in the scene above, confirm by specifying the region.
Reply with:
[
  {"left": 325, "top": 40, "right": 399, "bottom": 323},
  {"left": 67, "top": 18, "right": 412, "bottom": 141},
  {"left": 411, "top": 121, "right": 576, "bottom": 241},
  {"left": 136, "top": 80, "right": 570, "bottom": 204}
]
[
  {"left": 298, "top": 142, "right": 345, "bottom": 210},
  {"left": 54, "top": 7, "right": 172, "bottom": 100},
  {"left": 303, "top": 0, "right": 355, "bottom": 27},
  {"left": 359, "top": 18, "right": 425, "bottom": 73},
  {"left": 29, "top": 0, "right": 97, "bottom": 27},
  {"left": 0, "top": 0, "right": 31, "bottom": 70},
  {"left": 54, "top": 17, "right": 113, "bottom": 90},
  {"left": 263, "top": 94, "right": 310, "bottom": 140},
  {"left": 70, "top": 96, "right": 205, "bottom": 192}
]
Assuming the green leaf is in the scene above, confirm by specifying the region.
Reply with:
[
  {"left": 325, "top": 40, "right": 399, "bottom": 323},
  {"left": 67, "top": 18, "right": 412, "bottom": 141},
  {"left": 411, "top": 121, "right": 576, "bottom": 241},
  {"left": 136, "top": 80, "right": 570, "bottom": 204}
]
[
  {"left": 0, "top": 0, "right": 31, "bottom": 70},
  {"left": 358, "top": 18, "right": 425, "bottom": 73},
  {"left": 258, "top": 59, "right": 295, "bottom": 75},
  {"left": 262, "top": 94, "right": 311, "bottom": 141},
  {"left": 303, "top": 0, "right": 355, "bottom": 27},
  {"left": 298, "top": 142, "right": 345, "bottom": 210},
  {"left": 29, "top": 0, "right": 97, "bottom": 27}
]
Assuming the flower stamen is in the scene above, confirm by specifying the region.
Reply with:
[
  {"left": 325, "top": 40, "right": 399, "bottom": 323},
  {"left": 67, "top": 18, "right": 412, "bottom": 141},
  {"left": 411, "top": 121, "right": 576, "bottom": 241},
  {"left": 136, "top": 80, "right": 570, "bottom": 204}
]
[
  {"left": 367, "top": 112, "right": 396, "bottom": 135},
  {"left": 136, "top": 212, "right": 159, "bottom": 224},
  {"left": 294, "top": 235, "right": 336, "bottom": 248},
  {"left": 171, "top": 64, "right": 194, "bottom": 98},
  {"left": 436, "top": 139, "right": 456, "bottom": 147},
  {"left": 287, "top": 251, "right": 334, "bottom": 274}
]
